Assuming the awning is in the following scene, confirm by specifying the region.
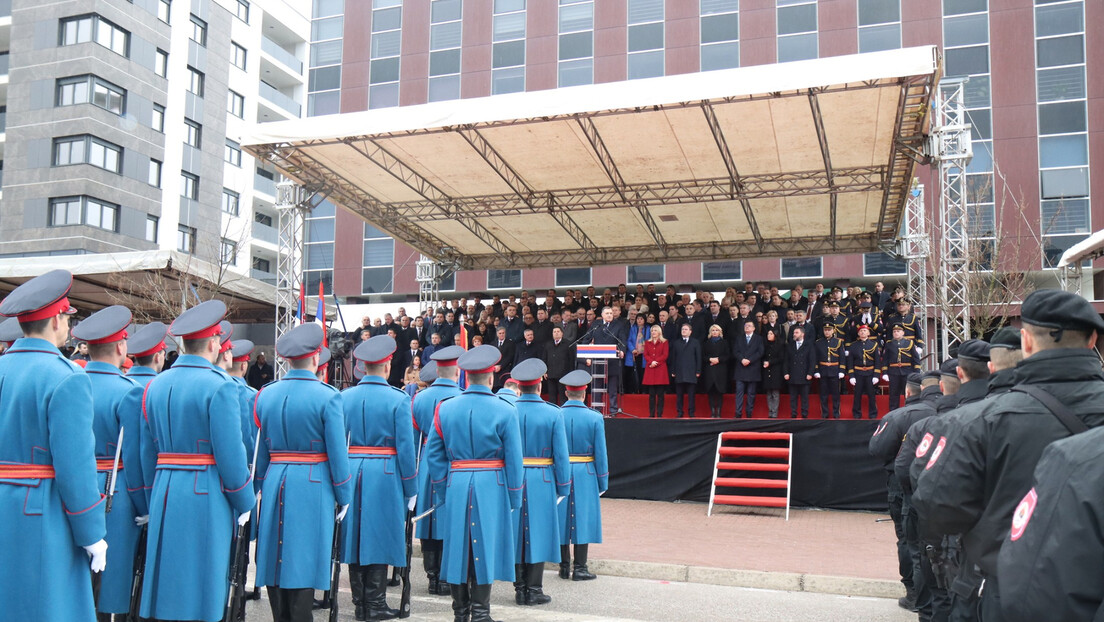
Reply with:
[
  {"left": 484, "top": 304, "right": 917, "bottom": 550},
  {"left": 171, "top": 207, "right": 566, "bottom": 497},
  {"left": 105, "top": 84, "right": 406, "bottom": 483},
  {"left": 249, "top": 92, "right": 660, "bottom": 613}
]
[
  {"left": 244, "top": 46, "right": 940, "bottom": 271},
  {"left": 0, "top": 251, "right": 278, "bottom": 322}
]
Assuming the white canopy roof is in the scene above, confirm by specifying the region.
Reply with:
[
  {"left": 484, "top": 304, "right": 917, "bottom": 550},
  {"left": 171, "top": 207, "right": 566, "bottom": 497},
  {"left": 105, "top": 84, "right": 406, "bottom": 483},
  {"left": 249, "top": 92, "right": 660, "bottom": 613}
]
[
  {"left": 245, "top": 46, "right": 940, "bottom": 271},
  {"left": 1058, "top": 229, "right": 1104, "bottom": 268}
]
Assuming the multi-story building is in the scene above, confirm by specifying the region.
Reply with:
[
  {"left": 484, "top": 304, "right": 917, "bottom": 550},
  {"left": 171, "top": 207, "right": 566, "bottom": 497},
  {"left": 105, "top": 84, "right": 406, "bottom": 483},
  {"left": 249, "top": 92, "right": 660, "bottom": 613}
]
[
  {"left": 300, "top": 0, "right": 1101, "bottom": 304},
  {"left": 0, "top": 0, "right": 310, "bottom": 292}
]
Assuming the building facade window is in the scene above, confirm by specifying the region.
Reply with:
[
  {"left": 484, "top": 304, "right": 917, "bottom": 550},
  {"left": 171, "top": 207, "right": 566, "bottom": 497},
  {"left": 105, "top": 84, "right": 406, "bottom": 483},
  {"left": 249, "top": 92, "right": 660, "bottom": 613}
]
[
  {"left": 220, "top": 238, "right": 237, "bottom": 265},
  {"left": 157, "top": 0, "right": 171, "bottom": 23},
  {"left": 776, "top": 0, "right": 817, "bottom": 62},
  {"left": 148, "top": 159, "right": 162, "bottom": 187},
  {"left": 701, "top": 260, "right": 742, "bottom": 281},
  {"left": 189, "top": 15, "right": 207, "bottom": 46},
  {"left": 60, "top": 15, "right": 129, "bottom": 57},
  {"left": 428, "top": 0, "right": 462, "bottom": 102},
  {"left": 222, "top": 189, "right": 240, "bottom": 215},
  {"left": 858, "top": 0, "right": 901, "bottom": 53},
  {"left": 488, "top": 268, "right": 522, "bottom": 290},
  {"left": 780, "top": 257, "right": 822, "bottom": 279},
  {"left": 187, "top": 66, "right": 205, "bottom": 97},
  {"left": 627, "top": 0, "right": 664, "bottom": 79},
  {"left": 180, "top": 172, "right": 199, "bottom": 200},
  {"left": 155, "top": 49, "right": 168, "bottom": 77},
  {"left": 236, "top": 0, "right": 250, "bottom": 22},
  {"left": 146, "top": 215, "right": 159, "bottom": 242},
  {"left": 555, "top": 266, "right": 591, "bottom": 287},
  {"left": 309, "top": 0, "right": 344, "bottom": 116},
  {"left": 224, "top": 141, "right": 242, "bottom": 167},
  {"left": 152, "top": 104, "right": 165, "bottom": 131},
  {"left": 492, "top": 0, "right": 525, "bottom": 94},
  {"left": 252, "top": 256, "right": 271, "bottom": 273},
  {"left": 52, "top": 135, "right": 122, "bottom": 173},
  {"left": 369, "top": 0, "right": 402, "bottom": 109},
  {"left": 558, "top": 0, "right": 593, "bottom": 87},
  {"left": 56, "top": 75, "right": 125, "bottom": 115},
  {"left": 228, "top": 90, "right": 245, "bottom": 118},
  {"left": 49, "top": 196, "right": 119, "bottom": 232},
  {"left": 863, "top": 251, "right": 907, "bottom": 275},
  {"left": 177, "top": 224, "right": 196, "bottom": 254},
  {"left": 627, "top": 264, "right": 664, "bottom": 284},
  {"left": 304, "top": 199, "right": 336, "bottom": 295},
  {"left": 362, "top": 223, "right": 395, "bottom": 294},
  {"left": 700, "top": 0, "right": 739, "bottom": 71},
  {"left": 184, "top": 119, "right": 201, "bottom": 148},
  {"left": 231, "top": 42, "right": 247, "bottom": 70}
]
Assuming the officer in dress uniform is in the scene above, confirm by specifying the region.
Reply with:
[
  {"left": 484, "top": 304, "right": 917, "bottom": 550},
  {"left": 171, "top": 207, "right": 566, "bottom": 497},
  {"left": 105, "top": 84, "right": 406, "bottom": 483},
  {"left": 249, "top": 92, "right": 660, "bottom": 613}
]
[
  {"left": 818, "top": 300, "right": 849, "bottom": 344},
  {"left": 814, "top": 322, "right": 845, "bottom": 419},
  {"left": 882, "top": 324, "right": 920, "bottom": 410},
  {"left": 557, "top": 369, "right": 609, "bottom": 582},
  {"left": 126, "top": 322, "right": 168, "bottom": 384},
  {"left": 253, "top": 324, "right": 351, "bottom": 621},
  {"left": 412, "top": 346, "right": 464, "bottom": 597},
  {"left": 72, "top": 306, "right": 149, "bottom": 622},
  {"left": 339, "top": 335, "right": 417, "bottom": 621},
  {"left": 496, "top": 376, "right": 521, "bottom": 404},
  {"left": 847, "top": 325, "right": 882, "bottom": 419},
  {"left": 510, "top": 359, "right": 571, "bottom": 607},
  {"left": 913, "top": 290, "right": 1104, "bottom": 622},
  {"left": 425, "top": 345, "right": 523, "bottom": 622},
  {"left": 849, "top": 301, "right": 882, "bottom": 344},
  {"left": 891, "top": 298, "right": 925, "bottom": 357},
  {"left": 0, "top": 269, "right": 108, "bottom": 622},
  {"left": 225, "top": 338, "right": 262, "bottom": 601},
  {"left": 138, "top": 300, "right": 256, "bottom": 622}
]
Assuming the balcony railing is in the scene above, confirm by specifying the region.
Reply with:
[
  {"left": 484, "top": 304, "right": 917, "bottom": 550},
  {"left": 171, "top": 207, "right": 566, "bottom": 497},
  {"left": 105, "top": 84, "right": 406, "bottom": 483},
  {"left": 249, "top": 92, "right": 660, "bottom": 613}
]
[
  {"left": 254, "top": 172, "right": 276, "bottom": 197},
  {"left": 261, "top": 36, "right": 302, "bottom": 74},
  {"left": 259, "top": 81, "right": 301, "bottom": 117},
  {"left": 252, "top": 220, "right": 278, "bottom": 245},
  {"left": 0, "top": 0, "right": 11, "bottom": 18},
  {"left": 0, "top": 111, "right": 6, "bottom": 134},
  {"left": 251, "top": 268, "right": 277, "bottom": 285},
  {"left": 0, "top": 53, "right": 9, "bottom": 77}
]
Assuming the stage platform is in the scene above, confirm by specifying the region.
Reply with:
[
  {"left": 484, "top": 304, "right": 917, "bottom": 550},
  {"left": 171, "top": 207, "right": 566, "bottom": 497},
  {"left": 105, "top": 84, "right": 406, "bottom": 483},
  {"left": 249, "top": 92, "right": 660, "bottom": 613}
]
[{"left": 603, "top": 400, "right": 890, "bottom": 512}]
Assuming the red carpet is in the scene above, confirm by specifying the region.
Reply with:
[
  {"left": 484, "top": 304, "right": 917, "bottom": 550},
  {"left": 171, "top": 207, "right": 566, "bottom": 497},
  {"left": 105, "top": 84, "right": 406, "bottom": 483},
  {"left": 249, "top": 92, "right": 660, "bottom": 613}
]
[{"left": 614, "top": 393, "right": 892, "bottom": 420}]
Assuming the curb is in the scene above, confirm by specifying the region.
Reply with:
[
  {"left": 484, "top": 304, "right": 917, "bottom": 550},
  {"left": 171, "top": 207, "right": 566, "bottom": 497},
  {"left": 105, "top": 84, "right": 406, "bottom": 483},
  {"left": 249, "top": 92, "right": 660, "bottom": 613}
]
[{"left": 412, "top": 543, "right": 905, "bottom": 599}]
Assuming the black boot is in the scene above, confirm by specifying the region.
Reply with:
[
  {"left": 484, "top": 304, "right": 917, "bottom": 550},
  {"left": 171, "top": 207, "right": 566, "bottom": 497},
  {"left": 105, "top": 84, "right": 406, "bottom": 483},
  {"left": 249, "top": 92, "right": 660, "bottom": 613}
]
[
  {"left": 348, "top": 564, "right": 367, "bottom": 621},
  {"left": 423, "top": 542, "right": 443, "bottom": 595},
  {"left": 572, "top": 544, "right": 596, "bottom": 581},
  {"left": 365, "top": 564, "right": 399, "bottom": 621},
  {"left": 267, "top": 587, "right": 285, "bottom": 622},
  {"left": 450, "top": 582, "right": 471, "bottom": 622},
  {"left": 513, "top": 564, "right": 527, "bottom": 605},
  {"left": 525, "top": 563, "right": 551, "bottom": 605},
  {"left": 559, "top": 545, "right": 571, "bottom": 580},
  {"left": 287, "top": 588, "right": 315, "bottom": 622},
  {"left": 469, "top": 583, "right": 499, "bottom": 622}
]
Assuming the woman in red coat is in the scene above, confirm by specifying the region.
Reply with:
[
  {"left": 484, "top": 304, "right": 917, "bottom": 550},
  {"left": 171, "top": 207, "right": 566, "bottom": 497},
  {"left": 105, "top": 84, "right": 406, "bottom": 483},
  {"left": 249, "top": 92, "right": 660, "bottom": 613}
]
[{"left": 642, "top": 325, "right": 669, "bottom": 418}]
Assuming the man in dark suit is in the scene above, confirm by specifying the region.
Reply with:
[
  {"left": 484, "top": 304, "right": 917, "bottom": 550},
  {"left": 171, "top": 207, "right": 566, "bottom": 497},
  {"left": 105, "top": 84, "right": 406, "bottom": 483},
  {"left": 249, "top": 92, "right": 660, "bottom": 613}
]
[
  {"left": 731, "top": 320, "right": 764, "bottom": 418},
  {"left": 681, "top": 304, "right": 707, "bottom": 341},
  {"left": 388, "top": 329, "right": 410, "bottom": 387},
  {"left": 783, "top": 326, "right": 817, "bottom": 418},
  {"left": 658, "top": 310, "right": 678, "bottom": 343},
  {"left": 669, "top": 323, "right": 702, "bottom": 418},
  {"left": 492, "top": 326, "right": 515, "bottom": 390},
  {"left": 582, "top": 306, "right": 626, "bottom": 413},
  {"left": 544, "top": 326, "right": 574, "bottom": 405},
  {"left": 706, "top": 300, "right": 730, "bottom": 339},
  {"left": 513, "top": 328, "right": 543, "bottom": 367},
  {"left": 559, "top": 309, "right": 579, "bottom": 345}
]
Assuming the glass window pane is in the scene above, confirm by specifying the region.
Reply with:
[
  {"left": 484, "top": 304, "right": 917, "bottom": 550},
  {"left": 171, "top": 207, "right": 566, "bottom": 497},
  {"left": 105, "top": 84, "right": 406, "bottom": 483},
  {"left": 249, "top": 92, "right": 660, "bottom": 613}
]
[
  {"left": 364, "top": 222, "right": 387, "bottom": 238},
  {"left": 858, "top": 0, "right": 899, "bottom": 25},
  {"left": 778, "top": 33, "right": 817, "bottom": 62},
  {"left": 313, "top": 17, "right": 344, "bottom": 41},
  {"left": 306, "top": 243, "right": 335, "bottom": 270},
  {"left": 628, "top": 22, "right": 663, "bottom": 52},
  {"left": 494, "top": 12, "right": 526, "bottom": 41},
  {"left": 1036, "top": 66, "right": 1085, "bottom": 102},
  {"left": 370, "top": 30, "right": 402, "bottom": 57},
  {"left": 488, "top": 269, "right": 522, "bottom": 289},
  {"left": 944, "top": 45, "right": 988, "bottom": 76},
  {"left": 492, "top": 66, "right": 525, "bottom": 93},
  {"left": 777, "top": 4, "right": 816, "bottom": 35},
  {"left": 702, "top": 260, "right": 741, "bottom": 281},
  {"left": 493, "top": 40, "right": 525, "bottom": 68},
  {"left": 308, "top": 91, "right": 341, "bottom": 116},
  {"left": 558, "top": 58, "right": 592, "bottom": 86},
  {"left": 965, "top": 108, "right": 991, "bottom": 140},
  {"left": 556, "top": 267, "right": 591, "bottom": 287},
  {"left": 628, "top": 50, "right": 664, "bottom": 79},
  {"left": 701, "top": 41, "right": 739, "bottom": 70},
  {"left": 966, "top": 173, "right": 994, "bottom": 204},
  {"left": 701, "top": 0, "right": 739, "bottom": 16},
  {"left": 1038, "top": 101, "right": 1086, "bottom": 135},
  {"left": 701, "top": 12, "right": 738, "bottom": 43},
  {"left": 966, "top": 140, "right": 992, "bottom": 174},
  {"left": 372, "top": 7, "right": 402, "bottom": 32},
  {"left": 362, "top": 267, "right": 393, "bottom": 294},
  {"left": 428, "top": 74, "right": 460, "bottom": 101},
  {"left": 310, "top": 40, "right": 343, "bottom": 67},
  {"left": 628, "top": 264, "right": 664, "bottom": 283},
  {"left": 313, "top": 0, "right": 344, "bottom": 18},
  {"left": 859, "top": 23, "right": 900, "bottom": 52},
  {"left": 431, "top": 21, "right": 462, "bottom": 49},
  {"left": 1043, "top": 234, "right": 1088, "bottom": 269},
  {"left": 942, "top": 0, "right": 986, "bottom": 16},
  {"left": 369, "top": 83, "right": 399, "bottom": 108},
  {"left": 370, "top": 57, "right": 400, "bottom": 83},
  {"left": 559, "top": 31, "right": 592, "bottom": 60},
  {"left": 307, "top": 218, "right": 335, "bottom": 242},
  {"left": 943, "top": 14, "right": 988, "bottom": 48},
  {"left": 1041, "top": 199, "right": 1089, "bottom": 235},
  {"left": 963, "top": 74, "right": 991, "bottom": 108},
  {"left": 1041, "top": 168, "right": 1089, "bottom": 200},
  {"left": 559, "top": 3, "right": 593, "bottom": 32},
  {"left": 1035, "top": 2, "right": 1083, "bottom": 38},
  {"left": 309, "top": 66, "right": 342, "bottom": 90},
  {"left": 432, "top": 0, "right": 462, "bottom": 22},
  {"left": 1039, "top": 134, "right": 1088, "bottom": 168},
  {"left": 363, "top": 238, "right": 394, "bottom": 266},
  {"left": 495, "top": 0, "right": 525, "bottom": 13},
  {"left": 1037, "top": 35, "right": 1084, "bottom": 68},
  {"left": 305, "top": 271, "right": 333, "bottom": 296},
  {"left": 628, "top": 0, "right": 663, "bottom": 23},
  {"left": 429, "top": 49, "right": 461, "bottom": 75},
  {"left": 781, "top": 257, "right": 822, "bottom": 278},
  {"left": 864, "top": 252, "right": 907, "bottom": 275}
]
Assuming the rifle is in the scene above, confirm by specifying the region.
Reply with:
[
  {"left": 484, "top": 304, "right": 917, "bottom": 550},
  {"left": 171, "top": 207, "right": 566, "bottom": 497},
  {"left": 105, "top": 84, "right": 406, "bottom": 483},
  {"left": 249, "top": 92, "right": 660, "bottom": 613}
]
[
  {"left": 105, "top": 426, "right": 124, "bottom": 513},
  {"left": 925, "top": 544, "right": 948, "bottom": 590},
  {"left": 126, "top": 524, "right": 148, "bottom": 622},
  {"left": 328, "top": 504, "right": 344, "bottom": 622},
  {"left": 399, "top": 429, "right": 424, "bottom": 618},
  {"left": 224, "top": 432, "right": 262, "bottom": 622}
]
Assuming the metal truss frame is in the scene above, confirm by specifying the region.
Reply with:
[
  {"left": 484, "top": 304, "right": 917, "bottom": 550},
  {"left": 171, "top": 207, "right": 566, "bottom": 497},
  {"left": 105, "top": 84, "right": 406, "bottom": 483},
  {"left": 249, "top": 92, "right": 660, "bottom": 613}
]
[
  {"left": 899, "top": 184, "right": 931, "bottom": 368},
  {"left": 274, "top": 179, "right": 327, "bottom": 377}
]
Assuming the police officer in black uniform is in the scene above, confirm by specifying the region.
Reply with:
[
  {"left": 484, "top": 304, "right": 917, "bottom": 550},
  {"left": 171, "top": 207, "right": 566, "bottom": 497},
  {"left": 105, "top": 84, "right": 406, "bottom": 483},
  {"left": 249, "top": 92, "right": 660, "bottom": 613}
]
[
  {"left": 912, "top": 290, "right": 1104, "bottom": 622},
  {"left": 814, "top": 322, "right": 845, "bottom": 419},
  {"left": 882, "top": 324, "right": 920, "bottom": 410},
  {"left": 847, "top": 325, "right": 882, "bottom": 419}
]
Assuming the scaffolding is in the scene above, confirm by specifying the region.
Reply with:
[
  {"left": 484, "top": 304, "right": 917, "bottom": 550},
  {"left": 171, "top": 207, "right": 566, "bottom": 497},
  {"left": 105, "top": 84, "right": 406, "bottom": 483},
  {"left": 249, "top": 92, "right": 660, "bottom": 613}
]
[
  {"left": 416, "top": 255, "right": 460, "bottom": 315},
  {"left": 274, "top": 179, "right": 326, "bottom": 377},
  {"left": 898, "top": 183, "right": 931, "bottom": 369}
]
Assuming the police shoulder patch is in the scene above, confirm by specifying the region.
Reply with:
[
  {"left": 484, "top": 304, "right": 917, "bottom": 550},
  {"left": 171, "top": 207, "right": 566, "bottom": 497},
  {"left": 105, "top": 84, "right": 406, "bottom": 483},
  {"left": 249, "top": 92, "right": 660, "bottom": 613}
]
[
  {"left": 925, "top": 436, "right": 947, "bottom": 470},
  {"left": 915, "top": 432, "right": 934, "bottom": 458},
  {"left": 1010, "top": 488, "right": 1038, "bottom": 541}
]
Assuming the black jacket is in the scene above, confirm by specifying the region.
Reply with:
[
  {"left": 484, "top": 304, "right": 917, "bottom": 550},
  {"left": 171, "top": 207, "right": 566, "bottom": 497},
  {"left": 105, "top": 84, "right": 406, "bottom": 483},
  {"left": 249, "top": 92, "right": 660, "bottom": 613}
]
[
  {"left": 731, "top": 333, "right": 764, "bottom": 383},
  {"left": 669, "top": 337, "right": 702, "bottom": 384},
  {"left": 783, "top": 339, "right": 817, "bottom": 385},
  {"left": 893, "top": 386, "right": 944, "bottom": 491},
  {"left": 701, "top": 337, "right": 730, "bottom": 393},
  {"left": 545, "top": 339, "right": 575, "bottom": 380}
]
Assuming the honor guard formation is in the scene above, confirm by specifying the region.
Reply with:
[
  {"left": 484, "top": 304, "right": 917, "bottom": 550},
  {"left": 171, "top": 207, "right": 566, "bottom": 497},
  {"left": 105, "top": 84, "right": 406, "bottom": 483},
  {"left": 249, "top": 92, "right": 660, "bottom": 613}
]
[{"left": 0, "top": 270, "right": 609, "bottom": 622}]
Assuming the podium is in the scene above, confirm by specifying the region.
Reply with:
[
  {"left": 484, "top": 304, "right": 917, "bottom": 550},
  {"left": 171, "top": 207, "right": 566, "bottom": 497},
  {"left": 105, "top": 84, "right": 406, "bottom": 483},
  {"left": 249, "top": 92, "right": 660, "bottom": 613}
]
[{"left": 576, "top": 344, "right": 619, "bottom": 416}]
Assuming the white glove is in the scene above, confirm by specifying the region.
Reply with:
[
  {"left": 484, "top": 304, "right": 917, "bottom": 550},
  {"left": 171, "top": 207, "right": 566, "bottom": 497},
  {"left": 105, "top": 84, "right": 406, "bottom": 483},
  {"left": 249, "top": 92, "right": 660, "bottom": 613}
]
[
  {"left": 915, "top": 347, "right": 923, "bottom": 357},
  {"left": 838, "top": 372, "right": 845, "bottom": 379},
  {"left": 557, "top": 496, "right": 566, "bottom": 506},
  {"left": 336, "top": 504, "right": 350, "bottom": 522},
  {"left": 407, "top": 496, "right": 417, "bottom": 512},
  {"left": 135, "top": 515, "right": 149, "bottom": 526},
  {"left": 814, "top": 373, "right": 820, "bottom": 379},
  {"left": 599, "top": 490, "right": 607, "bottom": 497},
  {"left": 84, "top": 539, "right": 108, "bottom": 573},
  {"left": 237, "top": 511, "right": 251, "bottom": 526},
  {"left": 882, "top": 374, "right": 889, "bottom": 382},
  {"left": 849, "top": 378, "right": 857, "bottom": 386},
  {"left": 872, "top": 377, "right": 879, "bottom": 385}
]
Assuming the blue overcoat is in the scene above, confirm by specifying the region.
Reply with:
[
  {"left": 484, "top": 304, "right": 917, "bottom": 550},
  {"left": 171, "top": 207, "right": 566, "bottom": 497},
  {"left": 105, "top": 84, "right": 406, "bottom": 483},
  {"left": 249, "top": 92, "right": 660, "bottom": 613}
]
[
  {"left": 86, "top": 361, "right": 147, "bottom": 615},
  {"left": 558, "top": 399, "right": 609, "bottom": 545},
  {"left": 254, "top": 369, "right": 352, "bottom": 589},
  {"left": 138, "top": 354, "right": 256, "bottom": 622},
  {"left": 0, "top": 338, "right": 106, "bottom": 622},
  {"left": 425, "top": 385, "right": 523, "bottom": 584},
  {"left": 126, "top": 366, "right": 158, "bottom": 384},
  {"left": 339, "top": 374, "right": 417, "bottom": 566},
  {"left": 230, "top": 375, "right": 259, "bottom": 538},
  {"left": 514, "top": 394, "right": 571, "bottom": 564},
  {"left": 411, "top": 377, "right": 461, "bottom": 540}
]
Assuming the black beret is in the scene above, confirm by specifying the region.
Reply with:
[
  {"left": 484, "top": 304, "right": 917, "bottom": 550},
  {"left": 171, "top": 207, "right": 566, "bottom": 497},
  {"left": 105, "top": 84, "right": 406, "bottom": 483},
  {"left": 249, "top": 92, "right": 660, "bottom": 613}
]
[
  {"left": 939, "top": 358, "right": 960, "bottom": 377},
  {"left": 1020, "top": 289, "right": 1104, "bottom": 334},
  {"left": 956, "top": 339, "right": 991, "bottom": 362},
  {"left": 989, "top": 326, "right": 1021, "bottom": 350},
  {"left": 907, "top": 373, "right": 923, "bottom": 387},
  {"left": 922, "top": 370, "right": 942, "bottom": 381}
]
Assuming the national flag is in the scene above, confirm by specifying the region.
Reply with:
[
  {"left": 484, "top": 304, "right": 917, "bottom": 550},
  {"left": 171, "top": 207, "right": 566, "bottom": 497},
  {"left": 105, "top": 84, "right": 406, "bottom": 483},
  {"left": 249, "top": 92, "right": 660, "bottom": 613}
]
[
  {"left": 297, "top": 281, "right": 306, "bottom": 325},
  {"left": 317, "top": 281, "right": 327, "bottom": 347},
  {"left": 458, "top": 323, "right": 469, "bottom": 388}
]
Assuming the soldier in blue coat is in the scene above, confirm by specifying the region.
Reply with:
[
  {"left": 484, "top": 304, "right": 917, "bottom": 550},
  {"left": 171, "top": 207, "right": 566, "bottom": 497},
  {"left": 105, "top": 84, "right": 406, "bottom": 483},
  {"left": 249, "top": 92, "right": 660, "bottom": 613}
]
[
  {"left": 254, "top": 323, "right": 352, "bottom": 622},
  {"left": 225, "top": 338, "right": 263, "bottom": 602},
  {"left": 0, "top": 269, "right": 108, "bottom": 622},
  {"left": 510, "top": 359, "right": 571, "bottom": 606},
  {"left": 496, "top": 376, "right": 521, "bottom": 404},
  {"left": 340, "top": 335, "right": 417, "bottom": 621},
  {"left": 412, "top": 346, "right": 464, "bottom": 596},
  {"left": 425, "top": 345, "right": 524, "bottom": 622},
  {"left": 126, "top": 322, "right": 168, "bottom": 385},
  {"left": 72, "top": 306, "right": 150, "bottom": 621},
  {"left": 557, "top": 370, "right": 609, "bottom": 582},
  {"left": 138, "top": 300, "right": 256, "bottom": 622}
]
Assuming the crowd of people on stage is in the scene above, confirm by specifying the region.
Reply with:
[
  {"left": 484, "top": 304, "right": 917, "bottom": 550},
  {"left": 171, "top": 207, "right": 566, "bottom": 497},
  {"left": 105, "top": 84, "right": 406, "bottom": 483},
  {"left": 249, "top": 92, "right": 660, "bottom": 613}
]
[
  {"left": 341, "top": 280, "right": 925, "bottom": 420},
  {"left": 0, "top": 269, "right": 608, "bottom": 622}
]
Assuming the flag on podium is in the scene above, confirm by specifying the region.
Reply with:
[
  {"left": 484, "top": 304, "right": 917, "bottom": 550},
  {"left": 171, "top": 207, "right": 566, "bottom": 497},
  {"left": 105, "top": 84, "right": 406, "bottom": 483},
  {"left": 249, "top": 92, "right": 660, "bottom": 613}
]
[{"left": 458, "top": 323, "right": 469, "bottom": 389}]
